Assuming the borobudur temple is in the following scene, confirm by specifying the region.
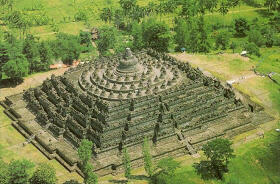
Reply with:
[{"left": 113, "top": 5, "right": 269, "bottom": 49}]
[{"left": 1, "top": 48, "right": 273, "bottom": 176}]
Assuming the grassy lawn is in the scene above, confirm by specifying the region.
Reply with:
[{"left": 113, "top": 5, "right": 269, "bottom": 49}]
[
  {"left": 172, "top": 126, "right": 280, "bottom": 184},
  {"left": 255, "top": 47, "right": 280, "bottom": 85},
  {"left": 0, "top": 106, "right": 83, "bottom": 183}
]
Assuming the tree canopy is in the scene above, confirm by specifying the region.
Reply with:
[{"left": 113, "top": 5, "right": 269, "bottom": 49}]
[
  {"left": 78, "top": 139, "right": 93, "bottom": 167},
  {"left": 142, "top": 18, "right": 171, "bottom": 52},
  {"left": 29, "top": 163, "right": 57, "bottom": 184},
  {"left": 193, "top": 138, "right": 234, "bottom": 180},
  {"left": 8, "top": 159, "right": 34, "bottom": 184},
  {"left": 96, "top": 25, "right": 119, "bottom": 55},
  {"left": 2, "top": 54, "right": 29, "bottom": 83}
]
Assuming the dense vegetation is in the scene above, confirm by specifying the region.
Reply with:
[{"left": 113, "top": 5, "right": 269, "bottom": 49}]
[{"left": 0, "top": 0, "right": 279, "bottom": 82}]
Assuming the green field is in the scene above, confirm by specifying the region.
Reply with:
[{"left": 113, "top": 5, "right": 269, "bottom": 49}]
[{"left": 0, "top": 0, "right": 269, "bottom": 39}]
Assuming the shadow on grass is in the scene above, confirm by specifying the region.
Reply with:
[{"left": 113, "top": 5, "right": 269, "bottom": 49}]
[
  {"left": 108, "top": 175, "right": 150, "bottom": 184},
  {"left": 258, "top": 132, "right": 280, "bottom": 183},
  {"left": 255, "top": 9, "right": 274, "bottom": 18},
  {"left": 0, "top": 78, "right": 23, "bottom": 89},
  {"left": 108, "top": 179, "right": 128, "bottom": 184},
  {"left": 130, "top": 174, "right": 150, "bottom": 180}
]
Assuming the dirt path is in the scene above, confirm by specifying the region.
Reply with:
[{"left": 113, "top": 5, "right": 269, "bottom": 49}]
[
  {"left": 0, "top": 67, "right": 68, "bottom": 101},
  {"left": 34, "top": 32, "right": 57, "bottom": 37}
]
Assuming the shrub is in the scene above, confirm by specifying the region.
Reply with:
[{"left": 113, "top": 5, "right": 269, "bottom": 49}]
[
  {"left": 54, "top": 33, "right": 82, "bottom": 65},
  {"left": 248, "top": 29, "right": 265, "bottom": 47},
  {"left": 30, "top": 164, "right": 57, "bottom": 184},
  {"left": 244, "top": 42, "right": 261, "bottom": 57},
  {"left": 74, "top": 10, "right": 88, "bottom": 22},
  {"left": 234, "top": 18, "right": 250, "bottom": 37},
  {"left": 273, "top": 34, "right": 280, "bottom": 46},
  {"left": 215, "top": 30, "right": 231, "bottom": 50},
  {"left": 142, "top": 18, "right": 172, "bottom": 52}
]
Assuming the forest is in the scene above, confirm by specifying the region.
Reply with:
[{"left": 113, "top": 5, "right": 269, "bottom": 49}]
[{"left": 0, "top": 0, "right": 279, "bottom": 83}]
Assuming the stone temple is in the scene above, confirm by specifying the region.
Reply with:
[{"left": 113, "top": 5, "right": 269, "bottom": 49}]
[{"left": 1, "top": 48, "right": 273, "bottom": 175}]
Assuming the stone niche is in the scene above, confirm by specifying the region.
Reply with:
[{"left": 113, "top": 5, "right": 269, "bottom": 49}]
[{"left": 1, "top": 48, "right": 273, "bottom": 176}]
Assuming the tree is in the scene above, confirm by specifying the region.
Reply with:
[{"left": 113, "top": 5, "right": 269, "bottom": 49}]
[
  {"left": 146, "top": 2, "right": 157, "bottom": 16},
  {"left": 100, "top": 8, "right": 113, "bottom": 23},
  {"left": 79, "top": 31, "right": 92, "bottom": 52},
  {"left": 193, "top": 138, "right": 234, "bottom": 180},
  {"left": 0, "top": 41, "right": 9, "bottom": 79},
  {"left": 119, "top": 0, "right": 137, "bottom": 16},
  {"left": 122, "top": 148, "right": 131, "bottom": 179},
  {"left": 30, "top": 163, "right": 57, "bottom": 184},
  {"left": 142, "top": 137, "right": 153, "bottom": 177},
  {"left": 55, "top": 33, "right": 82, "bottom": 65},
  {"left": 198, "top": 0, "right": 218, "bottom": 14},
  {"left": 5, "top": 10, "right": 30, "bottom": 38},
  {"left": 130, "top": 5, "right": 145, "bottom": 23},
  {"left": 188, "top": 18, "right": 200, "bottom": 53},
  {"left": 157, "top": 157, "right": 180, "bottom": 177},
  {"left": 180, "top": 0, "right": 199, "bottom": 19},
  {"left": 205, "top": 0, "right": 219, "bottom": 13},
  {"left": 79, "top": 31, "right": 90, "bottom": 45},
  {"left": 264, "top": 30, "right": 274, "bottom": 47},
  {"left": 174, "top": 17, "right": 189, "bottom": 52},
  {"left": 78, "top": 139, "right": 93, "bottom": 167},
  {"left": 152, "top": 157, "right": 180, "bottom": 184},
  {"left": 0, "top": 160, "right": 9, "bottom": 184},
  {"left": 83, "top": 163, "right": 98, "bottom": 184},
  {"left": 113, "top": 9, "right": 125, "bottom": 30},
  {"left": 234, "top": 18, "right": 250, "bottom": 37},
  {"left": 269, "top": 12, "right": 280, "bottom": 31},
  {"left": 74, "top": 9, "right": 88, "bottom": 22},
  {"left": 248, "top": 29, "right": 265, "bottom": 47},
  {"left": 63, "top": 180, "right": 82, "bottom": 184},
  {"left": 244, "top": 42, "right": 261, "bottom": 57},
  {"left": 96, "top": 26, "right": 118, "bottom": 55},
  {"left": 265, "top": 0, "right": 280, "bottom": 12},
  {"left": 2, "top": 55, "right": 29, "bottom": 83},
  {"left": 142, "top": 18, "right": 171, "bottom": 52},
  {"left": 38, "top": 41, "right": 53, "bottom": 71},
  {"left": 8, "top": 159, "right": 34, "bottom": 184},
  {"left": 22, "top": 34, "right": 40, "bottom": 73},
  {"left": 218, "top": 0, "right": 230, "bottom": 16},
  {"left": 228, "top": 0, "right": 240, "bottom": 8},
  {"left": 131, "top": 22, "right": 144, "bottom": 50},
  {"left": 230, "top": 41, "right": 238, "bottom": 53},
  {"left": 77, "top": 139, "right": 97, "bottom": 184},
  {"left": 197, "top": 16, "right": 211, "bottom": 53},
  {"left": 215, "top": 30, "right": 231, "bottom": 50}
]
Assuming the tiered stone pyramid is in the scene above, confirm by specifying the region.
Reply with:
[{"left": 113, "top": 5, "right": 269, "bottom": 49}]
[{"left": 1, "top": 48, "right": 273, "bottom": 175}]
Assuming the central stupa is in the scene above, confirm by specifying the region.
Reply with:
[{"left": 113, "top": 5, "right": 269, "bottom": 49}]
[
  {"left": 117, "top": 48, "right": 141, "bottom": 73},
  {"left": 79, "top": 48, "right": 182, "bottom": 101}
]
